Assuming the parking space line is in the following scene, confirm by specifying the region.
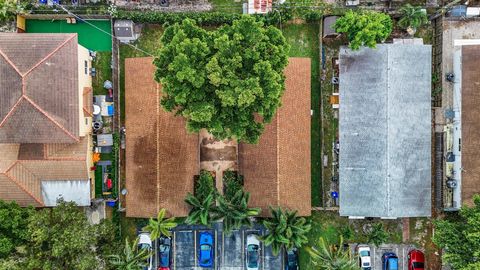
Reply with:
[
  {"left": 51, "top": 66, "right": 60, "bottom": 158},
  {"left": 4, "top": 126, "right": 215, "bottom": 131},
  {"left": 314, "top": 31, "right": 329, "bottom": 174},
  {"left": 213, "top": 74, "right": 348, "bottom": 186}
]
[
  {"left": 215, "top": 230, "right": 218, "bottom": 270},
  {"left": 242, "top": 230, "right": 245, "bottom": 270},
  {"left": 173, "top": 231, "right": 176, "bottom": 270},
  {"left": 372, "top": 246, "right": 376, "bottom": 270},
  {"left": 222, "top": 231, "right": 225, "bottom": 268},
  {"left": 194, "top": 230, "right": 197, "bottom": 268}
]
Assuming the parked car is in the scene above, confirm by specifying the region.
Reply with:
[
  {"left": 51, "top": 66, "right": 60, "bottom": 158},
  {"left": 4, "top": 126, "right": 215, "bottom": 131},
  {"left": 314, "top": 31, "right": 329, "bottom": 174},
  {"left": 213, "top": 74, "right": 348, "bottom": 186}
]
[
  {"left": 198, "top": 231, "right": 214, "bottom": 268},
  {"left": 408, "top": 249, "right": 425, "bottom": 270},
  {"left": 357, "top": 245, "right": 372, "bottom": 270},
  {"left": 158, "top": 236, "right": 172, "bottom": 270},
  {"left": 138, "top": 232, "right": 153, "bottom": 270},
  {"left": 382, "top": 252, "right": 399, "bottom": 270},
  {"left": 285, "top": 248, "right": 298, "bottom": 270},
  {"left": 246, "top": 233, "right": 260, "bottom": 270}
]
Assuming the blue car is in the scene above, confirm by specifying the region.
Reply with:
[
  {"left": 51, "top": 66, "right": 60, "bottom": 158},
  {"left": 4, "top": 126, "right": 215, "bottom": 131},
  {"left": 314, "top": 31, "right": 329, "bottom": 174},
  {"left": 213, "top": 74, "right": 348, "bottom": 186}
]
[
  {"left": 158, "top": 236, "right": 171, "bottom": 270},
  {"left": 198, "top": 231, "right": 214, "bottom": 268},
  {"left": 382, "top": 252, "right": 398, "bottom": 270}
]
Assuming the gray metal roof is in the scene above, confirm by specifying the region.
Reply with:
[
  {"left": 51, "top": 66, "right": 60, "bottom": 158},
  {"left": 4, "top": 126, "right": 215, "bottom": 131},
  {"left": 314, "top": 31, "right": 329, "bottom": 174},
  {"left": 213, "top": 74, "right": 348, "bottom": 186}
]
[
  {"left": 114, "top": 20, "right": 134, "bottom": 38},
  {"left": 339, "top": 44, "right": 432, "bottom": 218},
  {"left": 41, "top": 180, "right": 90, "bottom": 207}
]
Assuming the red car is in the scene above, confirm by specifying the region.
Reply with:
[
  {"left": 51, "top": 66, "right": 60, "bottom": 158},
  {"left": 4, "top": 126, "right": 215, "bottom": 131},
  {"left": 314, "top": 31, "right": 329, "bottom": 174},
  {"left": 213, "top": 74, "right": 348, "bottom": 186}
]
[{"left": 408, "top": 249, "right": 425, "bottom": 270}]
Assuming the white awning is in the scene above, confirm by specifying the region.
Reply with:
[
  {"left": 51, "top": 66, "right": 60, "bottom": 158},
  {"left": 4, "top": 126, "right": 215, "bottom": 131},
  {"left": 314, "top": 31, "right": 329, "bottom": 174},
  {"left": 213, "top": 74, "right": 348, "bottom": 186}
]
[{"left": 41, "top": 180, "right": 91, "bottom": 207}]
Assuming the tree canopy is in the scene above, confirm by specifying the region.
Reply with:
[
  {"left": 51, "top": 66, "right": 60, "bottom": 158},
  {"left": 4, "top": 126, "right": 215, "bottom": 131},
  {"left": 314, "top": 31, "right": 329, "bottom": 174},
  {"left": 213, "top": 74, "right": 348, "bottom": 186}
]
[
  {"left": 334, "top": 10, "right": 392, "bottom": 50},
  {"left": 398, "top": 4, "right": 428, "bottom": 33},
  {"left": 0, "top": 201, "right": 33, "bottom": 258},
  {"left": 262, "top": 207, "right": 311, "bottom": 256},
  {"left": 24, "top": 201, "right": 119, "bottom": 270},
  {"left": 306, "top": 236, "right": 360, "bottom": 270},
  {"left": 154, "top": 16, "right": 290, "bottom": 144},
  {"left": 433, "top": 195, "right": 480, "bottom": 270},
  {"left": 0, "top": 199, "right": 130, "bottom": 269}
]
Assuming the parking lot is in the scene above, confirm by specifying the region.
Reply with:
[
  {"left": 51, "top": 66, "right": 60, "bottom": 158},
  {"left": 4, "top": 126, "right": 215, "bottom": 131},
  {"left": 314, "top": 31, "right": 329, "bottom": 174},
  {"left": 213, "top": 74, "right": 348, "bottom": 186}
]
[
  {"left": 350, "top": 244, "right": 417, "bottom": 270},
  {"left": 163, "top": 223, "right": 283, "bottom": 270}
]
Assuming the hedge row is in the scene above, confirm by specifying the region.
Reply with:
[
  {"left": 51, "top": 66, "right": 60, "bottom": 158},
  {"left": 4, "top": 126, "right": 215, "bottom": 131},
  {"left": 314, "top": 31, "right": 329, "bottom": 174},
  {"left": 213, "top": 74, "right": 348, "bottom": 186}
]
[{"left": 114, "top": 9, "right": 286, "bottom": 26}]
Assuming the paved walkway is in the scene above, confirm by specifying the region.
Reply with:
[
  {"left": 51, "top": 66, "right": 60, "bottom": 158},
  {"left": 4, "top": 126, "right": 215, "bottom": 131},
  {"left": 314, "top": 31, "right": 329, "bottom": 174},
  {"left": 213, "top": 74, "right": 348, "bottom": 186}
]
[{"left": 199, "top": 129, "right": 238, "bottom": 194}]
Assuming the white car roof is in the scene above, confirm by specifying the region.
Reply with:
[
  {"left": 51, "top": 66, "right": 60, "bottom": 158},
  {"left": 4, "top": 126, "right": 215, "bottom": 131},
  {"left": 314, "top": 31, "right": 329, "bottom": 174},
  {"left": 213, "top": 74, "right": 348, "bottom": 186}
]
[
  {"left": 138, "top": 233, "right": 152, "bottom": 246},
  {"left": 246, "top": 234, "right": 260, "bottom": 245}
]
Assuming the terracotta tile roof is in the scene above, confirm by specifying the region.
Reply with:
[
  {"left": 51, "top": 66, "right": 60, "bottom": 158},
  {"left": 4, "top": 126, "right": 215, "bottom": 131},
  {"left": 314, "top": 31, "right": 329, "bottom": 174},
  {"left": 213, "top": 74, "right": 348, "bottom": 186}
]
[
  {"left": 0, "top": 33, "right": 80, "bottom": 143},
  {"left": 125, "top": 57, "right": 199, "bottom": 218},
  {"left": 239, "top": 58, "right": 312, "bottom": 216},
  {"left": 461, "top": 45, "right": 480, "bottom": 207},
  {"left": 0, "top": 140, "right": 88, "bottom": 207}
]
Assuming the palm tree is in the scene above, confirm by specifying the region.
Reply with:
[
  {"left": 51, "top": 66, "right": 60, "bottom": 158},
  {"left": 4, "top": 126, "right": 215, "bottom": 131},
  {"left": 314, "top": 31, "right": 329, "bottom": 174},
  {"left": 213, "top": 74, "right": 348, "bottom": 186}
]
[
  {"left": 398, "top": 4, "right": 428, "bottom": 35},
  {"left": 107, "top": 238, "right": 150, "bottom": 270},
  {"left": 184, "top": 192, "right": 216, "bottom": 226},
  {"left": 215, "top": 189, "right": 260, "bottom": 235},
  {"left": 306, "top": 236, "right": 360, "bottom": 270},
  {"left": 261, "top": 207, "right": 311, "bottom": 256},
  {"left": 142, "top": 208, "right": 177, "bottom": 240}
]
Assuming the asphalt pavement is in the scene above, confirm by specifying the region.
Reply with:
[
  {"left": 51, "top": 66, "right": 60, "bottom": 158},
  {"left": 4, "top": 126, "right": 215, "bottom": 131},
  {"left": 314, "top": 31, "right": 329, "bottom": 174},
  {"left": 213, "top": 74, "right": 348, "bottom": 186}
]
[{"left": 151, "top": 223, "right": 284, "bottom": 270}]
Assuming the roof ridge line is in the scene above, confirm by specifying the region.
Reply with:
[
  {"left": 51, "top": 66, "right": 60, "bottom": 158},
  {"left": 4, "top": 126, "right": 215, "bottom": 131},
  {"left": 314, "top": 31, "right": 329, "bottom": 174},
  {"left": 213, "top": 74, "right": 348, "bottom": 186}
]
[
  {"left": 0, "top": 96, "right": 24, "bottom": 127},
  {"left": 156, "top": 81, "right": 160, "bottom": 214},
  {"left": 0, "top": 48, "right": 22, "bottom": 76},
  {"left": 276, "top": 109, "right": 280, "bottom": 207},
  {"left": 21, "top": 34, "right": 76, "bottom": 78},
  {"left": 3, "top": 164, "right": 44, "bottom": 206},
  {"left": 23, "top": 96, "right": 80, "bottom": 143}
]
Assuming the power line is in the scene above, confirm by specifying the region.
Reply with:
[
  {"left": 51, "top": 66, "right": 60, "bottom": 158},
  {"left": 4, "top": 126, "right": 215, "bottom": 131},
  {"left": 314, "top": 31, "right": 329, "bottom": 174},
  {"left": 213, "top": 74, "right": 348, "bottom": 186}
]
[{"left": 54, "top": 3, "right": 156, "bottom": 57}]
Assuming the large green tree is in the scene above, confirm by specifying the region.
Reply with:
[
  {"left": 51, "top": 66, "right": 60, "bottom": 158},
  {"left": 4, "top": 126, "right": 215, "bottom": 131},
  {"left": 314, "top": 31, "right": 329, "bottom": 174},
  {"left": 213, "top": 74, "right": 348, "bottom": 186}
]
[
  {"left": 154, "top": 16, "right": 290, "bottom": 144},
  {"left": 334, "top": 10, "right": 392, "bottom": 50},
  {"left": 433, "top": 195, "right": 480, "bottom": 270},
  {"left": 25, "top": 201, "right": 118, "bottom": 270},
  {"left": 0, "top": 200, "right": 33, "bottom": 258},
  {"left": 306, "top": 236, "right": 360, "bottom": 270},
  {"left": 262, "top": 207, "right": 311, "bottom": 256}
]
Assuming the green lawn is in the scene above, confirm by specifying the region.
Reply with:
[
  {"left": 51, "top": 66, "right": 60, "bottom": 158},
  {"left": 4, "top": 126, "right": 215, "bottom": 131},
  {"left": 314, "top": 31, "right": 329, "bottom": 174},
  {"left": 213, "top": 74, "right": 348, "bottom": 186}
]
[
  {"left": 209, "top": 0, "right": 243, "bottom": 13},
  {"left": 92, "top": 52, "right": 112, "bottom": 95},
  {"left": 94, "top": 167, "right": 103, "bottom": 198},
  {"left": 119, "top": 25, "right": 164, "bottom": 123},
  {"left": 282, "top": 23, "right": 322, "bottom": 207},
  {"left": 25, "top": 19, "right": 112, "bottom": 51}
]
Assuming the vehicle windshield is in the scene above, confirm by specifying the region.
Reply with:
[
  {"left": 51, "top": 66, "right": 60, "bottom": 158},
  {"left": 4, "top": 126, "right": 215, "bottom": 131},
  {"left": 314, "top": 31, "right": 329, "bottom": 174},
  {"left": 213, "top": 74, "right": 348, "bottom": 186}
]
[
  {"left": 201, "top": 244, "right": 211, "bottom": 251},
  {"left": 360, "top": 250, "right": 370, "bottom": 257},
  {"left": 160, "top": 244, "right": 170, "bottom": 252},
  {"left": 247, "top": 244, "right": 259, "bottom": 268},
  {"left": 413, "top": 262, "right": 425, "bottom": 268}
]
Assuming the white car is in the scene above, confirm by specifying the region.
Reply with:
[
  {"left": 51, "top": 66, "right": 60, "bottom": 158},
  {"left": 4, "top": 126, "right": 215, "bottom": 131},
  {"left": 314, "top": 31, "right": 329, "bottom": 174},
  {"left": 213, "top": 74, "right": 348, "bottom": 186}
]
[
  {"left": 246, "top": 234, "right": 261, "bottom": 270},
  {"left": 138, "top": 232, "right": 153, "bottom": 270},
  {"left": 357, "top": 245, "right": 372, "bottom": 270}
]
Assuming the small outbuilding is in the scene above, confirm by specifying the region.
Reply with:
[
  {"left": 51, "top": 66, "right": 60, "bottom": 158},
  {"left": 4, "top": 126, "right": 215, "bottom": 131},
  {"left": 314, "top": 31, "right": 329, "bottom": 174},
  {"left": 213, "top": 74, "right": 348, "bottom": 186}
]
[
  {"left": 114, "top": 20, "right": 139, "bottom": 43},
  {"left": 323, "top": 16, "right": 339, "bottom": 39}
]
